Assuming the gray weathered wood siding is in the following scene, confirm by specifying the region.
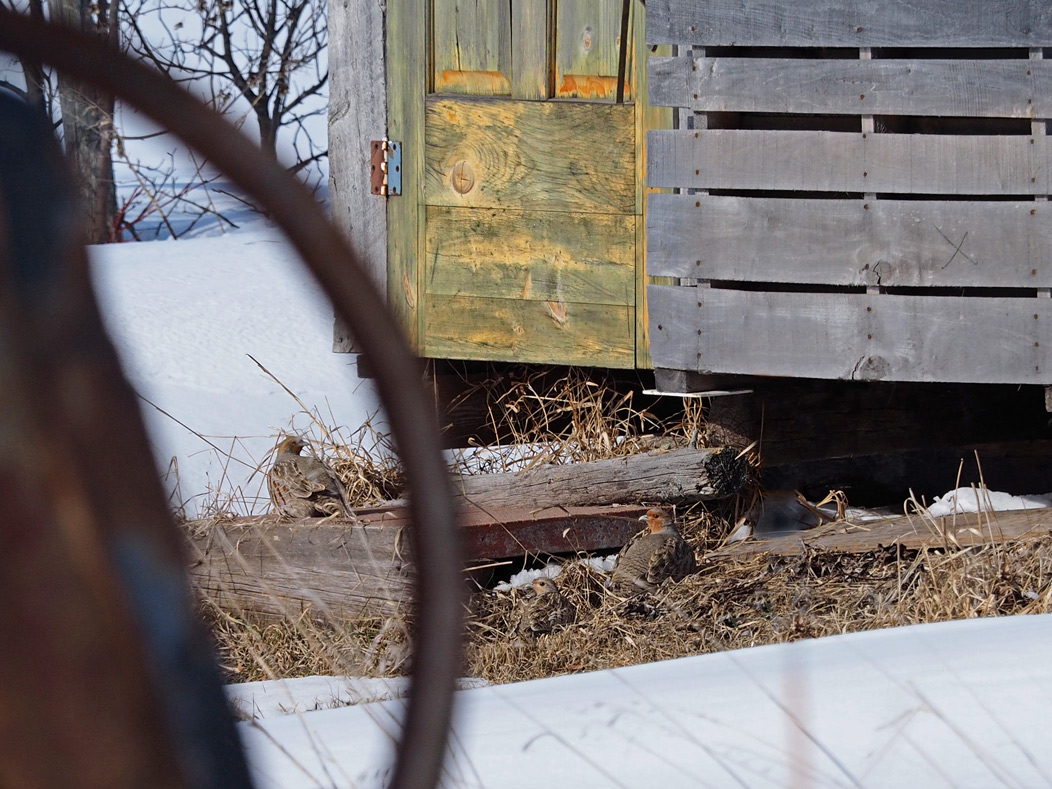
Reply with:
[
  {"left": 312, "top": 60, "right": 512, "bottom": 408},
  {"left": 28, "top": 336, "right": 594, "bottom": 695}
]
[
  {"left": 645, "top": 0, "right": 1052, "bottom": 386},
  {"left": 328, "top": 0, "right": 387, "bottom": 353},
  {"left": 646, "top": 0, "right": 1052, "bottom": 48}
]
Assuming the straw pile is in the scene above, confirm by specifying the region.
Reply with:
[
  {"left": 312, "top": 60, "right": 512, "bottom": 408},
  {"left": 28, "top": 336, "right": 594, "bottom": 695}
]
[{"left": 194, "top": 365, "right": 1052, "bottom": 687}]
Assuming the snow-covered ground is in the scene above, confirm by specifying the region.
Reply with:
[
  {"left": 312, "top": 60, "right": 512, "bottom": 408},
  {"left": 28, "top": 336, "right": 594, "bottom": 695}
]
[
  {"left": 89, "top": 220, "right": 380, "bottom": 518},
  {"left": 238, "top": 615, "right": 1052, "bottom": 789},
  {"left": 84, "top": 218, "right": 1052, "bottom": 788}
]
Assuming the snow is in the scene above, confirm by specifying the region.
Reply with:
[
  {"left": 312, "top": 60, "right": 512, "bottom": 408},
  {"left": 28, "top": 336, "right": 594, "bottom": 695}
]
[
  {"left": 238, "top": 615, "right": 1052, "bottom": 788},
  {"left": 494, "top": 554, "right": 619, "bottom": 592},
  {"left": 88, "top": 221, "right": 380, "bottom": 517},
  {"left": 928, "top": 487, "right": 1052, "bottom": 518},
  {"left": 226, "top": 676, "right": 489, "bottom": 721}
]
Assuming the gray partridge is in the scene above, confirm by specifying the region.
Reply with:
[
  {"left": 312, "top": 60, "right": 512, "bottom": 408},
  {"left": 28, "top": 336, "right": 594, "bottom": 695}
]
[
  {"left": 519, "top": 577, "right": 575, "bottom": 636},
  {"left": 267, "top": 436, "right": 351, "bottom": 518},
  {"left": 610, "top": 507, "right": 697, "bottom": 593}
]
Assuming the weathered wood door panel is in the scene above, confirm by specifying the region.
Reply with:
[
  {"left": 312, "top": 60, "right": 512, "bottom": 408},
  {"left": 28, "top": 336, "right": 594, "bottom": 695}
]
[
  {"left": 389, "top": 0, "right": 667, "bottom": 369},
  {"left": 425, "top": 207, "right": 636, "bottom": 305},
  {"left": 424, "top": 98, "right": 635, "bottom": 212},
  {"left": 555, "top": 0, "right": 628, "bottom": 100},
  {"left": 432, "top": 0, "right": 513, "bottom": 95}
]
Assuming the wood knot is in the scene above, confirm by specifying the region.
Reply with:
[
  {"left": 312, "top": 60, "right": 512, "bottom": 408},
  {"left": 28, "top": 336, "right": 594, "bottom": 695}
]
[{"left": 450, "top": 160, "right": 475, "bottom": 195}]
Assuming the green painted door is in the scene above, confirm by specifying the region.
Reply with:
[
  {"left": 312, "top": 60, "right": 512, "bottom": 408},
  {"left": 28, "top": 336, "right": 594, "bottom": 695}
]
[{"left": 388, "top": 0, "right": 666, "bottom": 369}]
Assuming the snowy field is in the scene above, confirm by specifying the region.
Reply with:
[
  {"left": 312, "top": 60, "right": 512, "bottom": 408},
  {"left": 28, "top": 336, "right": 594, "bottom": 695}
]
[
  {"left": 89, "top": 217, "right": 380, "bottom": 518},
  {"left": 236, "top": 615, "right": 1052, "bottom": 788},
  {"left": 81, "top": 214, "right": 1052, "bottom": 788}
]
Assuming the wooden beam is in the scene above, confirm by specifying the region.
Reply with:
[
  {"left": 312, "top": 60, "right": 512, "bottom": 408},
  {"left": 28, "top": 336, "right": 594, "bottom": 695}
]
[
  {"left": 450, "top": 445, "right": 750, "bottom": 511},
  {"left": 185, "top": 504, "right": 652, "bottom": 621},
  {"left": 713, "top": 507, "right": 1052, "bottom": 558},
  {"left": 186, "top": 516, "right": 412, "bottom": 620}
]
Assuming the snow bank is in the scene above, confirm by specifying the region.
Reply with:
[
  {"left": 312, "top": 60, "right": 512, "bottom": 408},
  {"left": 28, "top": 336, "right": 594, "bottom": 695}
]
[
  {"left": 88, "top": 222, "right": 381, "bottom": 518},
  {"left": 238, "top": 614, "right": 1052, "bottom": 789}
]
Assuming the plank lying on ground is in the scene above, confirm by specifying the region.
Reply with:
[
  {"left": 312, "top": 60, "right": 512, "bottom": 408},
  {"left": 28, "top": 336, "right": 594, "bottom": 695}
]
[
  {"left": 713, "top": 508, "right": 1052, "bottom": 559},
  {"left": 185, "top": 504, "right": 649, "bottom": 620},
  {"left": 186, "top": 515, "right": 412, "bottom": 620},
  {"left": 450, "top": 446, "right": 748, "bottom": 512}
]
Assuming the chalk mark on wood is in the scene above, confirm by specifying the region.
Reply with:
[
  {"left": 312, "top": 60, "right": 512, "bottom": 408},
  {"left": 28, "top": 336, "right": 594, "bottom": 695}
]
[{"left": 935, "top": 227, "right": 977, "bottom": 268}]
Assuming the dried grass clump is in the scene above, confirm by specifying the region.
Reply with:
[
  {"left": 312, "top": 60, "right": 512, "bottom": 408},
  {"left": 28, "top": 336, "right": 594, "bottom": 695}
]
[
  {"left": 202, "top": 601, "right": 394, "bottom": 683},
  {"left": 448, "top": 366, "right": 703, "bottom": 475},
  {"left": 463, "top": 536, "right": 1052, "bottom": 685},
  {"left": 314, "top": 417, "right": 405, "bottom": 506}
]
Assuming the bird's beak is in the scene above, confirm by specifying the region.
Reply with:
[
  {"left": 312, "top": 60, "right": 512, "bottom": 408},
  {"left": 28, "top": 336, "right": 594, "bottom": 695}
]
[{"left": 638, "top": 514, "right": 647, "bottom": 522}]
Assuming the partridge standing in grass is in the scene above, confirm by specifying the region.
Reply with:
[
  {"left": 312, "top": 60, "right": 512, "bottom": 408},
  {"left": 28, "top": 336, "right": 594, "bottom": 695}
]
[
  {"left": 519, "top": 577, "right": 576, "bottom": 636},
  {"left": 267, "top": 436, "right": 352, "bottom": 518},
  {"left": 610, "top": 507, "right": 697, "bottom": 593}
]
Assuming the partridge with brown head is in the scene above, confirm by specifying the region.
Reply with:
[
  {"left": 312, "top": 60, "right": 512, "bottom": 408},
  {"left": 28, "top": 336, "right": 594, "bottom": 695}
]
[
  {"left": 610, "top": 508, "right": 697, "bottom": 593},
  {"left": 267, "top": 436, "right": 351, "bottom": 518}
]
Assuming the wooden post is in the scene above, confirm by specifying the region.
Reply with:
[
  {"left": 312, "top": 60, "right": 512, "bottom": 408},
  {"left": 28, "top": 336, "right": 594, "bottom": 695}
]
[{"left": 329, "top": 0, "right": 388, "bottom": 353}]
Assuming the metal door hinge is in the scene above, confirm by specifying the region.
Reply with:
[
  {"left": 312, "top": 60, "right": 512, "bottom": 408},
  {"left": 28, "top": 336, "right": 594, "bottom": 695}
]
[{"left": 370, "top": 139, "right": 402, "bottom": 196}]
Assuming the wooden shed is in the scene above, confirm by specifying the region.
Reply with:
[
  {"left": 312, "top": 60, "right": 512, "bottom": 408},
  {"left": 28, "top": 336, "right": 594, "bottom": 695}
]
[
  {"left": 329, "top": 1, "right": 1052, "bottom": 461},
  {"left": 329, "top": 0, "right": 671, "bottom": 370}
]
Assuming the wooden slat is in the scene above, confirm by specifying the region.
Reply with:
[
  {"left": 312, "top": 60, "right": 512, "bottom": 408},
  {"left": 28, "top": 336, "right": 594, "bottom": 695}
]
[
  {"left": 511, "top": 0, "right": 549, "bottom": 100},
  {"left": 425, "top": 97, "right": 636, "bottom": 213},
  {"left": 425, "top": 206, "right": 635, "bottom": 305},
  {"left": 432, "top": 0, "right": 511, "bottom": 95},
  {"left": 554, "top": 0, "right": 626, "bottom": 100},
  {"left": 649, "top": 56, "right": 1052, "bottom": 118},
  {"left": 646, "top": 0, "right": 1052, "bottom": 48},
  {"left": 386, "top": 0, "right": 426, "bottom": 349},
  {"left": 647, "top": 129, "right": 1052, "bottom": 195},
  {"left": 424, "top": 293, "right": 635, "bottom": 368},
  {"left": 713, "top": 508, "right": 1052, "bottom": 558},
  {"left": 647, "top": 194, "right": 1052, "bottom": 287},
  {"left": 647, "top": 285, "right": 1052, "bottom": 384},
  {"left": 328, "top": 0, "right": 387, "bottom": 352}
]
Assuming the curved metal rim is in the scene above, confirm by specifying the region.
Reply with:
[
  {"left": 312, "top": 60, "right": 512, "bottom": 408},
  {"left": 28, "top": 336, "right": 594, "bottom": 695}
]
[{"left": 0, "top": 12, "right": 462, "bottom": 789}]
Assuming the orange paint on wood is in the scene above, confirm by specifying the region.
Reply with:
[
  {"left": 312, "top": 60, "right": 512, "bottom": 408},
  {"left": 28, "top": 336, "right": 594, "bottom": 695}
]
[
  {"left": 438, "top": 69, "right": 510, "bottom": 95},
  {"left": 556, "top": 74, "right": 630, "bottom": 100}
]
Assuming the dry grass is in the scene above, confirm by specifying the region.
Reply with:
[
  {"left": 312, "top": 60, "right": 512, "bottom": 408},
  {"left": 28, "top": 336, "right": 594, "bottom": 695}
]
[
  {"left": 463, "top": 524, "right": 1052, "bottom": 685},
  {"left": 447, "top": 366, "right": 707, "bottom": 474},
  {"left": 193, "top": 366, "right": 1052, "bottom": 689}
]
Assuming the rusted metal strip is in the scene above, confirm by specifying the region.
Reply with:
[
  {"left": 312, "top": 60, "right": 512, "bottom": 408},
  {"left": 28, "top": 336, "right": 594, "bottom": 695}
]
[{"left": 353, "top": 503, "right": 649, "bottom": 560}]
